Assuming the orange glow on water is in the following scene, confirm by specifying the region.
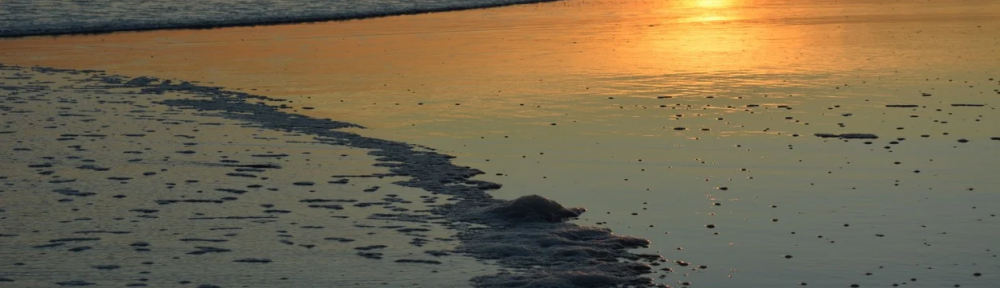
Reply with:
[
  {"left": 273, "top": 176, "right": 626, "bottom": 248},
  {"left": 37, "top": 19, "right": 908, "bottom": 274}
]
[{"left": 693, "top": 0, "right": 734, "bottom": 9}]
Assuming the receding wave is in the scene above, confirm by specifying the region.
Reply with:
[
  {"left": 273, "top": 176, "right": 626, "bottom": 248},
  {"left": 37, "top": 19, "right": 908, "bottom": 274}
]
[
  {"left": 0, "top": 0, "right": 558, "bottom": 37},
  {"left": 0, "top": 64, "right": 659, "bottom": 287}
]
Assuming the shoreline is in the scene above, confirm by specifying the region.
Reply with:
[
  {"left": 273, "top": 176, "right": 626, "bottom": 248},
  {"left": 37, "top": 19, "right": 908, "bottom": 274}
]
[
  {"left": 0, "top": 63, "right": 660, "bottom": 287},
  {"left": 0, "top": 0, "right": 560, "bottom": 38}
]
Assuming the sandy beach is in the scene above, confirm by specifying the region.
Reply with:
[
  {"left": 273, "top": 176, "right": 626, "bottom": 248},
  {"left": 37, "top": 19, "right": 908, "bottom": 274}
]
[
  {"left": 2, "top": 0, "right": 1000, "bottom": 287},
  {"left": 0, "top": 64, "right": 657, "bottom": 287},
  {"left": 0, "top": 66, "right": 501, "bottom": 287}
]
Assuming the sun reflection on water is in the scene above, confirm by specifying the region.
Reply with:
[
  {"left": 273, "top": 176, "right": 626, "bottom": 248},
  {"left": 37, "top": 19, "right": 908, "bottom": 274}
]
[
  {"left": 686, "top": 0, "right": 742, "bottom": 22},
  {"left": 694, "top": 0, "right": 734, "bottom": 8}
]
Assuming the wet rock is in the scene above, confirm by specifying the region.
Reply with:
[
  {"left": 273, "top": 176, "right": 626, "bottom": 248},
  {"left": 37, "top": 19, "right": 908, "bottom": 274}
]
[{"left": 488, "top": 195, "right": 585, "bottom": 222}]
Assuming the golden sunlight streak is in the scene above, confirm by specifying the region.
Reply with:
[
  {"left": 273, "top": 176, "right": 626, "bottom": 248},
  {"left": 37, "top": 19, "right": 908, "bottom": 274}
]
[
  {"left": 679, "top": 0, "right": 744, "bottom": 23},
  {"left": 693, "top": 0, "right": 733, "bottom": 9}
]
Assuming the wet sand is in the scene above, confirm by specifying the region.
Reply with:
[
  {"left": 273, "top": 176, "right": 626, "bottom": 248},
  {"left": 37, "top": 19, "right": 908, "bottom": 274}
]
[
  {"left": 0, "top": 65, "right": 659, "bottom": 287},
  {"left": 2, "top": 0, "right": 1000, "bottom": 287},
  {"left": 0, "top": 66, "right": 502, "bottom": 287}
]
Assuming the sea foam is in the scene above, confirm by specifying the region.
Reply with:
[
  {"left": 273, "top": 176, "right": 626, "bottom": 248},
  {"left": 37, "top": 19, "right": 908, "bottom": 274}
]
[{"left": 0, "top": 0, "right": 556, "bottom": 37}]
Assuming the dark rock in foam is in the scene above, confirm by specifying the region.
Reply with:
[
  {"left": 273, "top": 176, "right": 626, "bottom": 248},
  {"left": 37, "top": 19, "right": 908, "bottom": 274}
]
[{"left": 488, "top": 195, "right": 585, "bottom": 223}]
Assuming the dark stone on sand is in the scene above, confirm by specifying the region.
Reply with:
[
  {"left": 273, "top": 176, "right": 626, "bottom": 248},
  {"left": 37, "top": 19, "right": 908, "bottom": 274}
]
[
  {"left": 292, "top": 181, "right": 315, "bottom": 186},
  {"left": 951, "top": 104, "right": 985, "bottom": 107},
  {"left": 53, "top": 188, "right": 96, "bottom": 197},
  {"left": 33, "top": 243, "right": 66, "bottom": 249},
  {"left": 225, "top": 173, "right": 257, "bottom": 178},
  {"left": 196, "top": 285, "right": 221, "bottom": 288},
  {"left": 129, "top": 242, "right": 150, "bottom": 247},
  {"left": 300, "top": 199, "right": 356, "bottom": 203},
  {"left": 155, "top": 199, "right": 225, "bottom": 205},
  {"left": 398, "top": 228, "right": 431, "bottom": 233},
  {"left": 232, "top": 163, "right": 281, "bottom": 169},
  {"left": 56, "top": 280, "right": 95, "bottom": 286},
  {"left": 233, "top": 258, "right": 272, "bottom": 263},
  {"left": 814, "top": 133, "right": 878, "bottom": 139},
  {"left": 325, "top": 237, "right": 355, "bottom": 242},
  {"left": 885, "top": 104, "right": 919, "bottom": 108},
  {"left": 488, "top": 195, "right": 585, "bottom": 222},
  {"left": 68, "top": 246, "right": 92, "bottom": 252},
  {"left": 356, "top": 252, "right": 383, "bottom": 259},
  {"left": 0, "top": 277, "right": 13, "bottom": 282},
  {"left": 355, "top": 245, "right": 387, "bottom": 251},
  {"left": 215, "top": 188, "right": 247, "bottom": 194},
  {"left": 188, "top": 247, "right": 232, "bottom": 255},
  {"left": 395, "top": 259, "right": 442, "bottom": 264},
  {"left": 180, "top": 238, "right": 228, "bottom": 243},
  {"left": 76, "top": 165, "right": 110, "bottom": 171},
  {"left": 74, "top": 230, "right": 131, "bottom": 235},
  {"left": 50, "top": 237, "right": 100, "bottom": 243},
  {"left": 425, "top": 250, "right": 450, "bottom": 257},
  {"left": 251, "top": 154, "right": 289, "bottom": 158},
  {"left": 840, "top": 133, "right": 879, "bottom": 139},
  {"left": 307, "top": 204, "right": 344, "bottom": 210},
  {"left": 129, "top": 209, "right": 159, "bottom": 214},
  {"left": 354, "top": 202, "right": 386, "bottom": 208},
  {"left": 189, "top": 216, "right": 277, "bottom": 220},
  {"left": 92, "top": 265, "right": 120, "bottom": 270}
]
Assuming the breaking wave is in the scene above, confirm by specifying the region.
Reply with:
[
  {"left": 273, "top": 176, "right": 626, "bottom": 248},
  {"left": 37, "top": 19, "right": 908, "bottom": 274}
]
[{"left": 0, "top": 0, "right": 557, "bottom": 37}]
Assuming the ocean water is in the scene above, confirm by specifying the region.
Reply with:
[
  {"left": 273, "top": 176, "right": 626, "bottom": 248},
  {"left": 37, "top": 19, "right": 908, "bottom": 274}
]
[
  {"left": 2, "top": 0, "right": 1000, "bottom": 287},
  {"left": 0, "top": 0, "right": 555, "bottom": 37}
]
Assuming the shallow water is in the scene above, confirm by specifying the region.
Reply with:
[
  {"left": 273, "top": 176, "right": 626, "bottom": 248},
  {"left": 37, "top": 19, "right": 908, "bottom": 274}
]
[{"left": 2, "top": 0, "right": 999, "bottom": 287}]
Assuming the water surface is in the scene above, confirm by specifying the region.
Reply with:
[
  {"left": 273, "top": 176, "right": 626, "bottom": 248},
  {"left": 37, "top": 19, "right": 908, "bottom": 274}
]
[{"left": 2, "top": 0, "right": 998, "bottom": 287}]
